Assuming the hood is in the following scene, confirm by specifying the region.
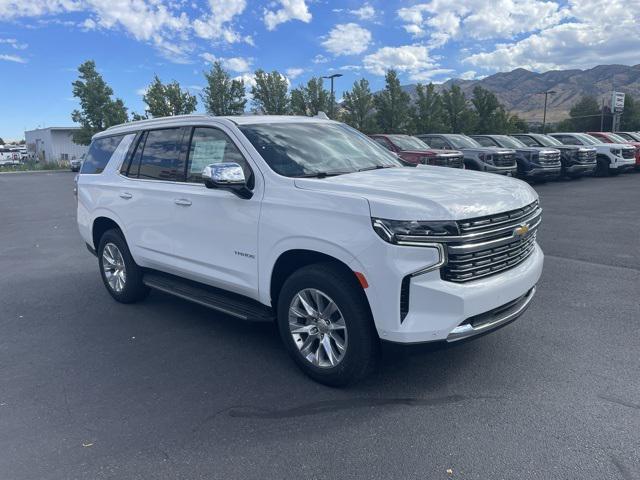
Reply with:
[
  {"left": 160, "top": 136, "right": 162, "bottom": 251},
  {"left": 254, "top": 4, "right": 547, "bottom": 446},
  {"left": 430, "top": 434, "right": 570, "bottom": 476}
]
[
  {"left": 293, "top": 167, "right": 537, "bottom": 221},
  {"left": 459, "top": 147, "right": 515, "bottom": 155},
  {"left": 399, "top": 149, "right": 463, "bottom": 156},
  {"left": 511, "top": 147, "right": 557, "bottom": 154}
]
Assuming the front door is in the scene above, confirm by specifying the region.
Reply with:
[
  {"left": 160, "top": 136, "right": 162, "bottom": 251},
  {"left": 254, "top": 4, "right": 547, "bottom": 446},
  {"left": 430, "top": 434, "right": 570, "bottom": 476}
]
[{"left": 167, "top": 126, "right": 262, "bottom": 300}]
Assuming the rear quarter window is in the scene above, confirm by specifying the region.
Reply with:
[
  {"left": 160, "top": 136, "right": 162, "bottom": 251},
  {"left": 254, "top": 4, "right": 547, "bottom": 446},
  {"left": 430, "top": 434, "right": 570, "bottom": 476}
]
[{"left": 80, "top": 135, "right": 126, "bottom": 174}]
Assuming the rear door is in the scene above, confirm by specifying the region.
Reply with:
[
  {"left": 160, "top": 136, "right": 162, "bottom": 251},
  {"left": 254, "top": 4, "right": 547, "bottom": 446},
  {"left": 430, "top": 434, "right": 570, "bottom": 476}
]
[
  {"left": 166, "top": 125, "right": 262, "bottom": 299},
  {"left": 116, "top": 127, "right": 189, "bottom": 269}
]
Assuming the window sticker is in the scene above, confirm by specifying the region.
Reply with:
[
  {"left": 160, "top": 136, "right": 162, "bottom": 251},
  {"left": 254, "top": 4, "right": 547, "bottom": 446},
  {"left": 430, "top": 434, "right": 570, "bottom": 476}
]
[{"left": 190, "top": 140, "right": 226, "bottom": 172}]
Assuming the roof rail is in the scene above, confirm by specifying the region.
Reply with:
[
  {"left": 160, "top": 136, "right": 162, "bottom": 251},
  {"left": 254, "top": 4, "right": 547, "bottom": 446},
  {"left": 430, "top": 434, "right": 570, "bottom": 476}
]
[{"left": 104, "top": 114, "right": 214, "bottom": 131}]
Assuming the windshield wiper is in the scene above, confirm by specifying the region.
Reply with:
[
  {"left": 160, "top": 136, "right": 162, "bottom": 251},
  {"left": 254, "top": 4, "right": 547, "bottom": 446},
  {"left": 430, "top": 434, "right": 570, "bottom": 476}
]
[
  {"left": 357, "top": 165, "right": 394, "bottom": 172},
  {"left": 294, "top": 170, "right": 352, "bottom": 178}
]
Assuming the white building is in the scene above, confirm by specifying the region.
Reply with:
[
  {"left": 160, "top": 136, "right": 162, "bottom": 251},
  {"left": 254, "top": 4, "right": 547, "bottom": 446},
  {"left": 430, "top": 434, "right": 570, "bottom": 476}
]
[{"left": 24, "top": 127, "right": 89, "bottom": 163}]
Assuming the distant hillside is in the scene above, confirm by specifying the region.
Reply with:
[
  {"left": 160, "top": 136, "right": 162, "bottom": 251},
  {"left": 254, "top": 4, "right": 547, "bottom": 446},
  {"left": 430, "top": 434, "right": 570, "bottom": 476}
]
[{"left": 401, "top": 64, "right": 640, "bottom": 124}]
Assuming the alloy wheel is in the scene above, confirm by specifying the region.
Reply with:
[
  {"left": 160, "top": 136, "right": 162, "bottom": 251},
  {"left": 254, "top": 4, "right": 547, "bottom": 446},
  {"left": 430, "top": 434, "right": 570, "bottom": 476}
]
[
  {"left": 102, "top": 242, "right": 127, "bottom": 293},
  {"left": 288, "top": 288, "right": 348, "bottom": 368}
]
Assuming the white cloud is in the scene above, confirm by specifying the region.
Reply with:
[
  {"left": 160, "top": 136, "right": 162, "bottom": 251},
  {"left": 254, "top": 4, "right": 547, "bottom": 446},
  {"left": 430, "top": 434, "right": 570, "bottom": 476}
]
[
  {"left": 0, "top": 53, "right": 27, "bottom": 63},
  {"left": 459, "top": 70, "right": 477, "bottom": 80},
  {"left": 193, "top": 0, "right": 250, "bottom": 44},
  {"left": 200, "top": 53, "right": 252, "bottom": 72},
  {"left": 263, "top": 0, "right": 311, "bottom": 31},
  {"left": 312, "top": 54, "right": 329, "bottom": 64},
  {"left": 0, "top": 38, "right": 28, "bottom": 50},
  {"left": 322, "top": 23, "right": 371, "bottom": 56},
  {"left": 363, "top": 44, "right": 439, "bottom": 81},
  {"left": 286, "top": 67, "right": 304, "bottom": 79},
  {"left": 397, "top": 0, "right": 567, "bottom": 48},
  {"left": 348, "top": 3, "right": 376, "bottom": 20},
  {"left": 0, "top": 0, "right": 82, "bottom": 18},
  {"left": 464, "top": 0, "right": 640, "bottom": 72}
]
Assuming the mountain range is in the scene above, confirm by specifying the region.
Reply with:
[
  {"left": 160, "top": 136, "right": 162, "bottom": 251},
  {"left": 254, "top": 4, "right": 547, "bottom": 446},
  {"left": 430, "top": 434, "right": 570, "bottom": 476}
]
[{"left": 401, "top": 64, "right": 640, "bottom": 124}]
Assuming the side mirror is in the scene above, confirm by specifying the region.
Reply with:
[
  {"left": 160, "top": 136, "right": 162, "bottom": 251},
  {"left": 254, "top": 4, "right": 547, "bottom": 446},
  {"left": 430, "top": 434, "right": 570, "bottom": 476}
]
[{"left": 202, "top": 162, "right": 253, "bottom": 199}]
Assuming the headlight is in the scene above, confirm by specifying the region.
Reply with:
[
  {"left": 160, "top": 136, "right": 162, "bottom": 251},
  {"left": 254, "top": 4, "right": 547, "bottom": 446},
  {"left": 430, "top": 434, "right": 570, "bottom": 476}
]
[
  {"left": 610, "top": 148, "right": 621, "bottom": 156},
  {"left": 530, "top": 152, "right": 540, "bottom": 161},
  {"left": 479, "top": 153, "right": 494, "bottom": 165},
  {"left": 372, "top": 218, "right": 459, "bottom": 245}
]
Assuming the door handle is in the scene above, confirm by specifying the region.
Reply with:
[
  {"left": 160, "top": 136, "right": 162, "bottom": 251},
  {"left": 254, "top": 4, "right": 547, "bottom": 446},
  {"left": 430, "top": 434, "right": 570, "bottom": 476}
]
[
  {"left": 174, "top": 198, "right": 192, "bottom": 207},
  {"left": 119, "top": 192, "right": 133, "bottom": 200}
]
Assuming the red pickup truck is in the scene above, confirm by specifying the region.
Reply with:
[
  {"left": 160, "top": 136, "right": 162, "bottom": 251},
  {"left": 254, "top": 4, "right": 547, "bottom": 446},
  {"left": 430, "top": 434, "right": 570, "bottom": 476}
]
[
  {"left": 588, "top": 132, "right": 640, "bottom": 168},
  {"left": 369, "top": 134, "right": 464, "bottom": 169}
]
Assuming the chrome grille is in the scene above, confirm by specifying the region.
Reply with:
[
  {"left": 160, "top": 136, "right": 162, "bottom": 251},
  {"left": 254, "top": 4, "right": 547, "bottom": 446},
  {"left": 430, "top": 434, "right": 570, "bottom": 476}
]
[
  {"left": 432, "top": 154, "right": 464, "bottom": 168},
  {"left": 540, "top": 152, "right": 561, "bottom": 166},
  {"left": 442, "top": 201, "right": 541, "bottom": 283},
  {"left": 577, "top": 150, "right": 596, "bottom": 164},
  {"left": 494, "top": 153, "right": 516, "bottom": 167}
]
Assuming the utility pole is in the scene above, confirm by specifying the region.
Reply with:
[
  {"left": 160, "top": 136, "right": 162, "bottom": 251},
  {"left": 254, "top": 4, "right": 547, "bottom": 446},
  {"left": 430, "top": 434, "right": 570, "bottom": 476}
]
[
  {"left": 600, "top": 96, "right": 605, "bottom": 131},
  {"left": 322, "top": 73, "right": 343, "bottom": 119},
  {"left": 540, "top": 90, "right": 556, "bottom": 134}
]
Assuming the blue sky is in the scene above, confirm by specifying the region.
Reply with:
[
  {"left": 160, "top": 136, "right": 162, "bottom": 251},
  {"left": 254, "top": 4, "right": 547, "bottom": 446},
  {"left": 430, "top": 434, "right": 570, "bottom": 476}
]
[{"left": 0, "top": 0, "right": 638, "bottom": 140}]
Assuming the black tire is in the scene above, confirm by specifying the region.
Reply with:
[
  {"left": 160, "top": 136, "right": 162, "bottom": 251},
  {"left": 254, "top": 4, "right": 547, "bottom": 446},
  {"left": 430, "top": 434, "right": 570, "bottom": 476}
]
[
  {"left": 595, "top": 156, "right": 610, "bottom": 177},
  {"left": 97, "top": 228, "right": 149, "bottom": 303},
  {"left": 276, "top": 262, "right": 379, "bottom": 387}
]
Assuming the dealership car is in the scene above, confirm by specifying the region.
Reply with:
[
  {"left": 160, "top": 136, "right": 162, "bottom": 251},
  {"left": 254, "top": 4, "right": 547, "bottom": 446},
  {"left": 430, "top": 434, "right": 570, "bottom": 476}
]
[
  {"left": 369, "top": 134, "right": 464, "bottom": 168},
  {"left": 470, "top": 134, "right": 561, "bottom": 181},
  {"left": 77, "top": 115, "right": 543, "bottom": 386},
  {"left": 587, "top": 131, "right": 640, "bottom": 169},
  {"left": 417, "top": 133, "right": 517, "bottom": 175},
  {"left": 70, "top": 155, "right": 83, "bottom": 172},
  {"left": 615, "top": 132, "right": 640, "bottom": 142},
  {"left": 548, "top": 132, "right": 636, "bottom": 175},
  {"left": 511, "top": 133, "right": 597, "bottom": 178},
  {"left": 0, "top": 148, "right": 20, "bottom": 166}
]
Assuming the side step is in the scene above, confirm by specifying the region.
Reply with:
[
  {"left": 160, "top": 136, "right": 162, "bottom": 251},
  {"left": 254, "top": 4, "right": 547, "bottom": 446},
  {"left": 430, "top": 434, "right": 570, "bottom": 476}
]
[{"left": 143, "top": 271, "right": 275, "bottom": 322}]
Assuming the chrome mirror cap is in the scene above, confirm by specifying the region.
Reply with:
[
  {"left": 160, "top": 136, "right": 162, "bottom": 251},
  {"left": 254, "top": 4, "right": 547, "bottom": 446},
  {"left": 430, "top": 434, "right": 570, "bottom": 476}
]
[{"left": 202, "top": 162, "right": 246, "bottom": 185}]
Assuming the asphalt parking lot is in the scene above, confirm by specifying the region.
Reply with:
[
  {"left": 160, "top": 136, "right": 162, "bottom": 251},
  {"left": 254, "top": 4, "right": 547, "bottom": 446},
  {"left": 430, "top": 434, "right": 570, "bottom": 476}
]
[{"left": 1, "top": 171, "right": 639, "bottom": 480}]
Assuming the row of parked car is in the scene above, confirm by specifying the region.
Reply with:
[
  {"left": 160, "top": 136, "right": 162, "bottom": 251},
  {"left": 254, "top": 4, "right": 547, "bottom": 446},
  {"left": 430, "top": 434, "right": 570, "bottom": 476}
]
[
  {"left": 369, "top": 131, "right": 640, "bottom": 180},
  {"left": 0, "top": 145, "right": 29, "bottom": 166}
]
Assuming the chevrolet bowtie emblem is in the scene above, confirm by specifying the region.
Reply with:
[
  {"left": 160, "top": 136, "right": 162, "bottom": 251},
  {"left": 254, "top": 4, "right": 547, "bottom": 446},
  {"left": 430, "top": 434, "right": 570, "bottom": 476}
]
[{"left": 514, "top": 224, "right": 530, "bottom": 237}]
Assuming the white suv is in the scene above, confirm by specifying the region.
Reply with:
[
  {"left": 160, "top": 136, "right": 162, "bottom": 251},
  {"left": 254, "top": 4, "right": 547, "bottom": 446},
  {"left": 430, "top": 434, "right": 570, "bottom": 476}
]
[
  {"left": 549, "top": 132, "right": 636, "bottom": 175},
  {"left": 77, "top": 115, "right": 544, "bottom": 385}
]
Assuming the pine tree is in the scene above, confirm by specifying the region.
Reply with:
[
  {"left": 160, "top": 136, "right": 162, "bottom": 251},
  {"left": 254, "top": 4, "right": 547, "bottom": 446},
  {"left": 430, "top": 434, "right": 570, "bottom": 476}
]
[
  {"left": 251, "top": 70, "right": 289, "bottom": 114},
  {"left": 412, "top": 83, "right": 446, "bottom": 134},
  {"left": 374, "top": 70, "right": 411, "bottom": 133},
  {"left": 143, "top": 75, "right": 197, "bottom": 117},
  {"left": 290, "top": 77, "right": 330, "bottom": 116},
  {"left": 441, "top": 85, "right": 476, "bottom": 133},
  {"left": 341, "top": 79, "right": 376, "bottom": 133}
]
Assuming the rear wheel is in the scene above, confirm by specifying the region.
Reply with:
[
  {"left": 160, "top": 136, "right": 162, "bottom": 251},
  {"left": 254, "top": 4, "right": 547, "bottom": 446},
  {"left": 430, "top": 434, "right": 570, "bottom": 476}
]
[
  {"left": 98, "top": 229, "right": 149, "bottom": 303},
  {"left": 277, "top": 263, "right": 379, "bottom": 387}
]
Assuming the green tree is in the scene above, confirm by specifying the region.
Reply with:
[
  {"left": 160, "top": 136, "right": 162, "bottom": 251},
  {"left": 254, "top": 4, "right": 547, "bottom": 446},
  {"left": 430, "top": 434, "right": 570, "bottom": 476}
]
[
  {"left": 340, "top": 78, "right": 376, "bottom": 133},
  {"left": 566, "top": 96, "right": 601, "bottom": 132},
  {"left": 507, "top": 114, "right": 529, "bottom": 133},
  {"left": 251, "top": 69, "right": 290, "bottom": 114},
  {"left": 374, "top": 69, "right": 411, "bottom": 133},
  {"left": 290, "top": 77, "right": 330, "bottom": 116},
  {"left": 142, "top": 75, "right": 197, "bottom": 118},
  {"left": 471, "top": 86, "right": 511, "bottom": 133},
  {"left": 0, "top": 138, "right": 4, "bottom": 145},
  {"left": 441, "top": 84, "right": 476, "bottom": 133},
  {"left": 201, "top": 61, "right": 246, "bottom": 116},
  {"left": 412, "top": 83, "right": 446, "bottom": 134},
  {"left": 620, "top": 95, "right": 640, "bottom": 131},
  {"left": 71, "top": 60, "right": 128, "bottom": 145}
]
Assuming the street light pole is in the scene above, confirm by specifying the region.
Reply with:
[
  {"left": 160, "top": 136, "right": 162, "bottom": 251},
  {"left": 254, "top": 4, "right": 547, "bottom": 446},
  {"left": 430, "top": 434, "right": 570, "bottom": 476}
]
[
  {"left": 540, "top": 90, "right": 556, "bottom": 134},
  {"left": 322, "top": 73, "right": 343, "bottom": 119}
]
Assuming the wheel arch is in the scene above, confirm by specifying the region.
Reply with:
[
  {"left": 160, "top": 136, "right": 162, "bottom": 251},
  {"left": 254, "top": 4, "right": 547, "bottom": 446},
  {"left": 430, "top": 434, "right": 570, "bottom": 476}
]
[
  {"left": 269, "top": 249, "right": 372, "bottom": 316},
  {"left": 92, "top": 216, "right": 124, "bottom": 250}
]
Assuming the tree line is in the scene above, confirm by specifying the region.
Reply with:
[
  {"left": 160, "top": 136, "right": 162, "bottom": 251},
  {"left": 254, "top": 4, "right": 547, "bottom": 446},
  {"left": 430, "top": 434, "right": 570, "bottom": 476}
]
[{"left": 70, "top": 59, "right": 639, "bottom": 145}]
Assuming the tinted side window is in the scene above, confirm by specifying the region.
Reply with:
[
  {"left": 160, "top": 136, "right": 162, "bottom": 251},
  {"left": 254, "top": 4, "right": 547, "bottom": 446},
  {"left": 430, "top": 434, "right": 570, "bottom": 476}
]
[
  {"left": 427, "top": 137, "right": 446, "bottom": 149},
  {"left": 514, "top": 136, "right": 537, "bottom": 147},
  {"left": 80, "top": 135, "right": 125, "bottom": 174},
  {"left": 557, "top": 135, "right": 580, "bottom": 145},
  {"left": 138, "top": 128, "right": 184, "bottom": 181},
  {"left": 474, "top": 137, "right": 496, "bottom": 147},
  {"left": 186, "top": 127, "right": 252, "bottom": 183},
  {"left": 372, "top": 137, "right": 392, "bottom": 151}
]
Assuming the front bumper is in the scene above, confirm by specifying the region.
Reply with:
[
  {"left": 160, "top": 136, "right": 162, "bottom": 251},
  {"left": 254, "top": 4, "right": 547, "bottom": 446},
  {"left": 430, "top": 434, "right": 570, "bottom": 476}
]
[
  {"left": 484, "top": 164, "right": 517, "bottom": 176},
  {"left": 566, "top": 163, "right": 596, "bottom": 175},
  {"left": 611, "top": 156, "right": 636, "bottom": 170},
  {"left": 374, "top": 244, "right": 544, "bottom": 344},
  {"left": 522, "top": 166, "right": 561, "bottom": 179}
]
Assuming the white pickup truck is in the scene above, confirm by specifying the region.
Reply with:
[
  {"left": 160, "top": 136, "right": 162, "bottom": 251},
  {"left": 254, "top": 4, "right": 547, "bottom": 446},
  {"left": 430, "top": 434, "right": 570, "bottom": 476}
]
[{"left": 76, "top": 115, "right": 543, "bottom": 385}]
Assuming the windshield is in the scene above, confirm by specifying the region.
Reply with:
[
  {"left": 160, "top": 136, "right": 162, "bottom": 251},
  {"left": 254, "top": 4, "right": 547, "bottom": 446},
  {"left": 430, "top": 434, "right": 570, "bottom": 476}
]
[
  {"left": 447, "top": 135, "right": 482, "bottom": 149},
  {"left": 607, "top": 133, "right": 630, "bottom": 143},
  {"left": 388, "top": 135, "right": 429, "bottom": 151},
  {"left": 536, "top": 135, "right": 563, "bottom": 147},
  {"left": 239, "top": 122, "right": 402, "bottom": 177},
  {"left": 617, "top": 132, "right": 640, "bottom": 141},
  {"left": 574, "top": 133, "right": 602, "bottom": 145},
  {"left": 491, "top": 135, "right": 526, "bottom": 148}
]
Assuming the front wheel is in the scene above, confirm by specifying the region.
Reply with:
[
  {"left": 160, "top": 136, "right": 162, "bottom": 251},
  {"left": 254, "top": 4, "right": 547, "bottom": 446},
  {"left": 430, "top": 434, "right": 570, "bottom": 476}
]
[
  {"left": 277, "top": 263, "right": 379, "bottom": 387},
  {"left": 98, "top": 229, "right": 149, "bottom": 303}
]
